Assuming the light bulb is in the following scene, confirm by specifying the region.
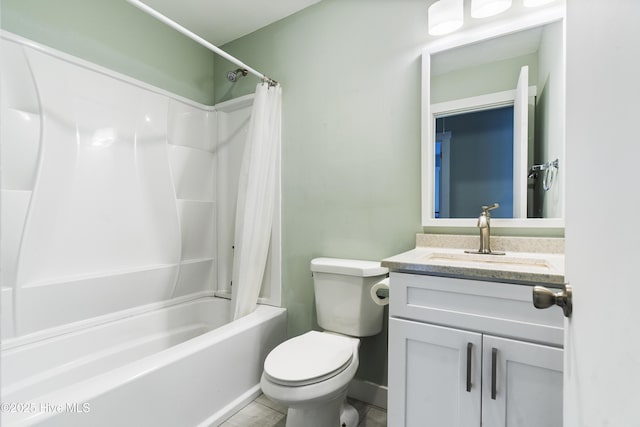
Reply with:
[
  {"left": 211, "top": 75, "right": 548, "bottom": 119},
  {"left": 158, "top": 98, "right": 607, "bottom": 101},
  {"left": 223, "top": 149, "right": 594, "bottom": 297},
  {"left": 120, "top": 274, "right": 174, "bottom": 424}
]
[
  {"left": 428, "top": 0, "right": 464, "bottom": 36},
  {"left": 523, "top": 0, "right": 556, "bottom": 7},
  {"left": 471, "top": 0, "right": 513, "bottom": 18}
]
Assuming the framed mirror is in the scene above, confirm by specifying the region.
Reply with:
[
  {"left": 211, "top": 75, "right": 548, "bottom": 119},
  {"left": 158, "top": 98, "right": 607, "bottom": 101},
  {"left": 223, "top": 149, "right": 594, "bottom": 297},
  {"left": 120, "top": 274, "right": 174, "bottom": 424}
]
[{"left": 421, "top": 8, "right": 565, "bottom": 228}]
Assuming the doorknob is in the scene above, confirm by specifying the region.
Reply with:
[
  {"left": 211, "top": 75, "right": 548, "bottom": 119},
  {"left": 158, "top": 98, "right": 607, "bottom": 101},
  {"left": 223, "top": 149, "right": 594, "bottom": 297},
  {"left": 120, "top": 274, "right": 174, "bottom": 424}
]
[{"left": 532, "top": 284, "right": 572, "bottom": 318}]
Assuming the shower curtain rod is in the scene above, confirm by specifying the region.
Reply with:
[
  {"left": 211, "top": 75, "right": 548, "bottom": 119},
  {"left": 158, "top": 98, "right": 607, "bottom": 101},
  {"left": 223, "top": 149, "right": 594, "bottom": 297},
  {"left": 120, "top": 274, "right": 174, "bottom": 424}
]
[{"left": 126, "top": 0, "right": 278, "bottom": 86}]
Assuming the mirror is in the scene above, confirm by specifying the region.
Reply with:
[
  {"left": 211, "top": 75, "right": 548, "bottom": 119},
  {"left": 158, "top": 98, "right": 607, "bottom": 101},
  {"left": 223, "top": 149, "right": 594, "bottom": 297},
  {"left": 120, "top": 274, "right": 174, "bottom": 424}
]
[{"left": 422, "top": 12, "right": 565, "bottom": 228}]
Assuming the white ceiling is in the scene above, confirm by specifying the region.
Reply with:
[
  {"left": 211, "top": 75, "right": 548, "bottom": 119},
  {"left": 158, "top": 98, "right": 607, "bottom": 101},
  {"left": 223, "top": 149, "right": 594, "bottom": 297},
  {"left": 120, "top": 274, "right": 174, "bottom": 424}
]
[{"left": 139, "top": 0, "right": 322, "bottom": 46}]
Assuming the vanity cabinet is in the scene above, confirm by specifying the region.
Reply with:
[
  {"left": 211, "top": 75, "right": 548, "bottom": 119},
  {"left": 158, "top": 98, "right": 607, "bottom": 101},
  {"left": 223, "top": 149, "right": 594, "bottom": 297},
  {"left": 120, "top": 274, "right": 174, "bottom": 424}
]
[{"left": 388, "top": 272, "right": 564, "bottom": 427}]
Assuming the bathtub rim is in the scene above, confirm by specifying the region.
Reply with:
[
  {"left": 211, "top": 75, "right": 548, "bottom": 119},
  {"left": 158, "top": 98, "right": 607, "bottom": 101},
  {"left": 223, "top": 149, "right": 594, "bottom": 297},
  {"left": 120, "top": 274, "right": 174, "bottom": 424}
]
[{"left": 2, "top": 297, "right": 286, "bottom": 426}]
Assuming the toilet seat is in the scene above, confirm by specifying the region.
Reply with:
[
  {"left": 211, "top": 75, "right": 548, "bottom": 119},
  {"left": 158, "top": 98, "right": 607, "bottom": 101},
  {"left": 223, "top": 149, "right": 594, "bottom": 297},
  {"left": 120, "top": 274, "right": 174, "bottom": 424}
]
[{"left": 264, "top": 331, "right": 356, "bottom": 386}]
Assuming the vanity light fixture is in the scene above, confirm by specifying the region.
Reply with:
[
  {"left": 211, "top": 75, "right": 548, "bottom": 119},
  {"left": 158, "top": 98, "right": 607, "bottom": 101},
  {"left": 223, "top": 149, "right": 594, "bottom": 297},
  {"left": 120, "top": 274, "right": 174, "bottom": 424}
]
[
  {"left": 471, "top": 0, "right": 513, "bottom": 18},
  {"left": 428, "top": 0, "right": 464, "bottom": 36},
  {"left": 523, "top": 0, "right": 556, "bottom": 7}
]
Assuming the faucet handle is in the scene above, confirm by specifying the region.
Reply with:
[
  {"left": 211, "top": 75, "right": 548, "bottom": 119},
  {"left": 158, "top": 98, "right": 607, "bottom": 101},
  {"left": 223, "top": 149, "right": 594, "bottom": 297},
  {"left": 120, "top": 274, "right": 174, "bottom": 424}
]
[{"left": 481, "top": 203, "right": 500, "bottom": 214}]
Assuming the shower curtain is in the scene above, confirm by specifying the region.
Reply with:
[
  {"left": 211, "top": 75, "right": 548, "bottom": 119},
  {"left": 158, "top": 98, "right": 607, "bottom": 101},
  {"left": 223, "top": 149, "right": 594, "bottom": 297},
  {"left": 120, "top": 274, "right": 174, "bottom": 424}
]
[{"left": 231, "top": 83, "right": 282, "bottom": 320}]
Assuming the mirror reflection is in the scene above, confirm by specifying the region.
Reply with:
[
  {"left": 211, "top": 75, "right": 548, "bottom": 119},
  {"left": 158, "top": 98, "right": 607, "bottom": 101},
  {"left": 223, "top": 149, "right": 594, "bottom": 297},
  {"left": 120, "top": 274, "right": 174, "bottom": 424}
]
[
  {"left": 425, "top": 20, "right": 564, "bottom": 224},
  {"left": 435, "top": 106, "right": 514, "bottom": 218}
]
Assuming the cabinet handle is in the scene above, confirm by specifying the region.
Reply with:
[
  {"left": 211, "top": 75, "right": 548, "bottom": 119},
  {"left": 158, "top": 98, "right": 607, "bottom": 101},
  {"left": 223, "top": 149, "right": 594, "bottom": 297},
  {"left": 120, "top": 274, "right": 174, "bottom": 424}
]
[
  {"left": 466, "top": 342, "right": 472, "bottom": 392},
  {"left": 491, "top": 348, "right": 498, "bottom": 400}
]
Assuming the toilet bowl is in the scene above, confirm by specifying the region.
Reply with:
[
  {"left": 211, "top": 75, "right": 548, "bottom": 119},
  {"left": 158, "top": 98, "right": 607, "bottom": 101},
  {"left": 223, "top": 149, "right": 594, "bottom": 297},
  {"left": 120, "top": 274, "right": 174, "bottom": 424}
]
[
  {"left": 260, "top": 258, "right": 388, "bottom": 427},
  {"left": 260, "top": 331, "right": 360, "bottom": 427}
]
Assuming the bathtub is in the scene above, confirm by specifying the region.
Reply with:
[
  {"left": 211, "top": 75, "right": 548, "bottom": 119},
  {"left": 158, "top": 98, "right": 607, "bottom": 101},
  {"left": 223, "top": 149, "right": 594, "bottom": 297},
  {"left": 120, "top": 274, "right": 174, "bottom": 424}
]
[{"left": 0, "top": 296, "right": 287, "bottom": 426}]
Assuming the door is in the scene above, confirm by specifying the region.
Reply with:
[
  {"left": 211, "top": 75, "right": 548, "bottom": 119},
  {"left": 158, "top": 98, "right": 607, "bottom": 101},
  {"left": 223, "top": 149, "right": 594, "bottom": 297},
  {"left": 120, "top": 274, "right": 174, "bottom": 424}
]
[
  {"left": 512, "top": 65, "right": 528, "bottom": 219},
  {"left": 388, "top": 318, "right": 482, "bottom": 427},
  {"left": 564, "top": 1, "right": 640, "bottom": 425},
  {"left": 482, "top": 335, "right": 563, "bottom": 427}
]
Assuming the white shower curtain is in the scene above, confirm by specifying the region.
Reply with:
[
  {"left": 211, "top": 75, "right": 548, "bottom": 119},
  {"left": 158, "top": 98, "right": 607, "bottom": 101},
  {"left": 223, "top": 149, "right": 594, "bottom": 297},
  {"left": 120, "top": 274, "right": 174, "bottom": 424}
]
[{"left": 231, "top": 82, "right": 282, "bottom": 320}]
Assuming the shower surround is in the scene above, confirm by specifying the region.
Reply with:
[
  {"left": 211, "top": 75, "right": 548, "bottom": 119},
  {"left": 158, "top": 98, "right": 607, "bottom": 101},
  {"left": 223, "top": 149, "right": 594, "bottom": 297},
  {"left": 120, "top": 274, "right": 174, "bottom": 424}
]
[{"left": 0, "top": 32, "right": 283, "bottom": 426}]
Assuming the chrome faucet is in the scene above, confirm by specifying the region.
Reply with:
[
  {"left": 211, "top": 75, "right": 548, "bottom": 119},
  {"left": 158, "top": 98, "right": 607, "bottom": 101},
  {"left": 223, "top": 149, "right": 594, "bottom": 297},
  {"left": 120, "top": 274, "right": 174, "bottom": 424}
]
[{"left": 466, "top": 203, "right": 505, "bottom": 255}]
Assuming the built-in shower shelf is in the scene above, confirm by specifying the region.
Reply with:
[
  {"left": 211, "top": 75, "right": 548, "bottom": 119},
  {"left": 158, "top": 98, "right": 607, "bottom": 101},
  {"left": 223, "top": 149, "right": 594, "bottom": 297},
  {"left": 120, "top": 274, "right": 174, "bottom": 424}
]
[
  {"left": 5, "top": 107, "right": 40, "bottom": 119},
  {"left": 20, "top": 263, "right": 179, "bottom": 289},
  {"left": 0, "top": 189, "right": 32, "bottom": 195},
  {"left": 176, "top": 199, "right": 215, "bottom": 204},
  {"left": 213, "top": 290, "right": 272, "bottom": 305},
  {"left": 180, "top": 257, "right": 214, "bottom": 265}
]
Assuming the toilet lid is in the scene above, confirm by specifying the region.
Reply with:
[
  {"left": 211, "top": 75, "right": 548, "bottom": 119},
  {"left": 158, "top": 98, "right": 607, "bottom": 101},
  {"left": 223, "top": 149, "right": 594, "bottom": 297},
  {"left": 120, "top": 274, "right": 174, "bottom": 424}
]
[{"left": 264, "top": 331, "right": 356, "bottom": 386}]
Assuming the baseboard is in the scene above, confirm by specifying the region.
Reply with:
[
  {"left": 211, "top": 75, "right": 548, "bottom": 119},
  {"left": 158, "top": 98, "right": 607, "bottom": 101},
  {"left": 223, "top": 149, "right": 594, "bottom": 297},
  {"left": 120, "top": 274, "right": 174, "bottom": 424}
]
[
  {"left": 347, "top": 378, "right": 388, "bottom": 410},
  {"left": 199, "top": 384, "right": 262, "bottom": 427}
]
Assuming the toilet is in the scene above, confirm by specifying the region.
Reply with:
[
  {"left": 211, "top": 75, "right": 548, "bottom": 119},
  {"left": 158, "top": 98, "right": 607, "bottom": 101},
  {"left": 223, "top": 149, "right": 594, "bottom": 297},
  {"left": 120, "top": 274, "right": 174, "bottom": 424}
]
[{"left": 260, "top": 257, "right": 388, "bottom": 427}]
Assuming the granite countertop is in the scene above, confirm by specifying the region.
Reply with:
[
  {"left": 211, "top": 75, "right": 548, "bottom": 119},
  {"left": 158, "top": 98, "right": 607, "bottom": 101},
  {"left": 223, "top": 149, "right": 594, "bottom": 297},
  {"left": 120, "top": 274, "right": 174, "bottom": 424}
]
[{"left": 381, "top": 234, "right": 565, "bottom": 286}]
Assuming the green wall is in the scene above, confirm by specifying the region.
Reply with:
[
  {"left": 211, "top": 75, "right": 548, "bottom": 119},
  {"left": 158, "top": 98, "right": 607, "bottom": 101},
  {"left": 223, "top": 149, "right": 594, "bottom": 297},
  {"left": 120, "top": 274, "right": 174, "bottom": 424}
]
[
  {"left": 431, "top": 53, "right": 539, "bottom": 104},
  {"left": 1, "top": 0, "right": 216, "bottom": 104},
  {"left": 214, "top": 0, "right": 427, "bottom": 385}
]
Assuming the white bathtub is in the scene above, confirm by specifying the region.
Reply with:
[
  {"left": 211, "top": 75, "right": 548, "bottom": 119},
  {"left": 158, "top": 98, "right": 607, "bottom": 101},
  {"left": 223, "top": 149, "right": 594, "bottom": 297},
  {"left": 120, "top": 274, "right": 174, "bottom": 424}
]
[{"left": 1, "top": 297, "right": 287, "bottom": 426}]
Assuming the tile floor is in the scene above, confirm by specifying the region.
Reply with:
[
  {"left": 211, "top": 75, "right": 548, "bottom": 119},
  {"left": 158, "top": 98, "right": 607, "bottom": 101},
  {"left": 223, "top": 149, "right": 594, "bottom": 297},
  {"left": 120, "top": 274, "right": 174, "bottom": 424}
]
[{"left": 220, "top": 394, "right": 387, "bottom": 427}]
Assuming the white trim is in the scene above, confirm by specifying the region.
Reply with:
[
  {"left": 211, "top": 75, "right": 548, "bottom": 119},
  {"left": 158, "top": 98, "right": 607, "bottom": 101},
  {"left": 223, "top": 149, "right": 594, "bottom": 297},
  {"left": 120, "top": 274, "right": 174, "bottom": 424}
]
[
  {"left": 424, "top": 217, "right": 564, "bottom": 228},
  {"left": 421, "top": 53, "right": 433, "bottom": 226},
  {"left": 196, "top": 385, "right": 263, "bottom": 427},
  {"left": 214, "top": 94, "right": 256, "bottom": 113},
  {"left": 347, "top": 378, "right": 388, "bottom": 410},
  {"left": 431, "top": 86, "right": 537, "bottom": 117},
  {"left": 432, "top": 90, "right": 514, "bottom": 116}
]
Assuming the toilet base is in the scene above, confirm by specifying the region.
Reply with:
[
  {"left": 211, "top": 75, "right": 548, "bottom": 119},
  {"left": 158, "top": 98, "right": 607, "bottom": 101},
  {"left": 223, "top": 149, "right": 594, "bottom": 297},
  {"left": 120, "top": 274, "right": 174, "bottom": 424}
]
[
  {"left": 284, "top": 392, "right": 359, "bottom": 427},
  {"left": 340, "top": 402, "right": 359, "bottom": 427}
]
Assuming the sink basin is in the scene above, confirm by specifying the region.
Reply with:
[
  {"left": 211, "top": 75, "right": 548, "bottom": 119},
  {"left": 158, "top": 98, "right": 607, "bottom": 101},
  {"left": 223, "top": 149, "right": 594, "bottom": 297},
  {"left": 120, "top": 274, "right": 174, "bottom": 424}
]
[
  {"left": 424, "top": 252, "right": 554, "bottom": 272},
  {"left": 380, "top": 236, "right": 565, "bottom": 285}
]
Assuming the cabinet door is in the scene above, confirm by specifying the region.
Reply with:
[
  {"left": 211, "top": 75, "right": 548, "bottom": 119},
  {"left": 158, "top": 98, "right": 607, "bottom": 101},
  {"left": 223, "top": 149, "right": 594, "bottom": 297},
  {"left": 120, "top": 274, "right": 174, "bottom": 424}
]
[
  {"left": 389, "top": 318, "right": 482, "bottom": 427},
  {"left": 482, "top": 335, "right": 563, "bottom": 427}
]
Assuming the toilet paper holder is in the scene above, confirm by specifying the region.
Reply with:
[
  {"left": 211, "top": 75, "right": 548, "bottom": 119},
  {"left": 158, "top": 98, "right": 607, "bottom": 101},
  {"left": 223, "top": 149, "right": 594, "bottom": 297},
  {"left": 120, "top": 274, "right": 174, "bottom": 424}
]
[{"left": 370, "top": 278, "right": 390, "bottom": 306}]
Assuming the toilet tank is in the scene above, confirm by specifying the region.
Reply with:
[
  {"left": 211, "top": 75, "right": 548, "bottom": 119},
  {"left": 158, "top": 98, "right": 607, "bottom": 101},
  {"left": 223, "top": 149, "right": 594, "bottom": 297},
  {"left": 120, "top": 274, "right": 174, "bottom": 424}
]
[{"left": 310, "top": 258, "right": 388, "bottom": 337}]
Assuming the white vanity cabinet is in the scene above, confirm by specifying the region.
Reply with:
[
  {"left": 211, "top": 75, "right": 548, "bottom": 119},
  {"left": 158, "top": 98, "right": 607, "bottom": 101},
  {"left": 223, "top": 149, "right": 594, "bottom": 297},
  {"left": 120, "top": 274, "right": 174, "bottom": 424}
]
[{"left": 388, "top": 272, "right": 564, "bottom": 427}]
